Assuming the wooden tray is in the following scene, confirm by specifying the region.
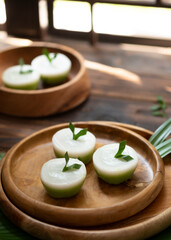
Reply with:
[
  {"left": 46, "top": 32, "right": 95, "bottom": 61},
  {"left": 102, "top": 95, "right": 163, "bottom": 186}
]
[
  {"left": 0, "top": 42, "right": 90, "bottom": 117},
  {"left": 1, "top": 122, "right": 164, "bottom": 228},
  {"left": 0, "top": 122, "right": 170, "bottom": 240}
]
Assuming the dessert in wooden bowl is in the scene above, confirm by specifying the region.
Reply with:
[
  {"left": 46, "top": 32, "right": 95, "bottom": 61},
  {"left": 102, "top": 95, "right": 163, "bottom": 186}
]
[
  {"left": 0, "top": 121, "right": 168, "bottom": 240},
  {"left": 0, "top": 42, "right": 90, "bottom": 117},
  {"left": 1, "top": 122, "right": 164, "bottom": 227}
]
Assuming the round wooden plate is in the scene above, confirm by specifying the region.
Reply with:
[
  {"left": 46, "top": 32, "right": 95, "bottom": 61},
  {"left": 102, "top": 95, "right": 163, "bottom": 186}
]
[
  {"left": 1, "top": 122, "right": 171, "bottom": 240},
  {"left": 0, "top": 42, "right": 90, "bottom": 117},
  {"left": 1, "top": 122, "right": 164, "bottom": 228}
]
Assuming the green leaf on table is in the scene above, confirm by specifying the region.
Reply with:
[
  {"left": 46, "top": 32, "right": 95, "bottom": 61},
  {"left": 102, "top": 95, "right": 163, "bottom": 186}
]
[
  {"left": 62, "top": 152, "right": 81, "bottom": 172},
  {"left": 155, "top": 139, "right": 171, "bottom": 158},
  {"left": 157, "top": 96, "right": 166, "bottom": 107},
  {"left": 69, "top": 122, "right": 88, "bottom": 140},
  {"left": 149, "top": 117, "right": 171, "bottom": 147},
  {"left": 0, "top": 152, "right": 5, "bottom": 160},
  {"left": 151, "top": 105, "right": 161, "bottom": 112},
  {"left": 149, "top": 117, "right": 171, "bottom": 158},
  {"left": 151, "top": 96, "right": 167, "bottom": 117},
  {"left": 42, "top": 48, "right": 57, "bottom": 63},
  {"left": 114, "top": 140, "right": 133, "bottom": 161},
  {"left": 152, "top": 111, "right": 166, "bottom": 117}
]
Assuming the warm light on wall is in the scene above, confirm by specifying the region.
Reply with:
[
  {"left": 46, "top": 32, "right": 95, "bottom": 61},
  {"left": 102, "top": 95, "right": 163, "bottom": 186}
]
[
  {"left": 53, "top": 0, "right": 91, "bottom": 32},
  {"left": 1, "top": 0, "right": 171, "bottom": 41},
  {"left": 93, "top": 3, "right": 171, "bottom": 40},
  {"left": 39, "top": 0, "right": 48, "bottom": 29},
  {"left": 52, "top": 0, "right": 171, "bottom": 40},
  {"left": 0, "top": 0, "right": 6, "bottom": 24}
]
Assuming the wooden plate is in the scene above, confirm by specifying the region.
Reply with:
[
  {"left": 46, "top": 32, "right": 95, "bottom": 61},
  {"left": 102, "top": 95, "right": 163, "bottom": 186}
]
[
  {"left": 1, "top": 122, "right": 171, "bottom": 240},
  {"left": 1, "top": 122, "right": 164, "bottom": 228},
  {"left": 0, "top": 42, "right": 90, "bottom": 117}
]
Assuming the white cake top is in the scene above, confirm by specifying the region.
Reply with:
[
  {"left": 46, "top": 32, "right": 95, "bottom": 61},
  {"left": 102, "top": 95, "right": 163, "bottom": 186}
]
[
  {"left": 31, "top": 53, "right": 71, "bottom": 77},
  {"left": 2, "top": 65, "right": 40, "bottom": 86},
  {"left": 52, "top": 128, "right": 96, "bottom": 157},
  {"left": 93, "top": 143, "right": 138, "bottom": 176},
  {"left": 41, "top": 158, "right": 86, "bottom": 189}
]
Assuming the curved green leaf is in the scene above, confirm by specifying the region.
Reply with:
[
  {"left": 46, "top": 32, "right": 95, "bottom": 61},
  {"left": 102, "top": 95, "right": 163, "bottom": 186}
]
[
  {"left": 149, "top": 118, "right": 171, "bottom": 147},
  {"left": 155, "top": 139, "right": 171, "bottom": 158},
  {"left": 69, "top": 122, "right": 88, "bottom": 140}
]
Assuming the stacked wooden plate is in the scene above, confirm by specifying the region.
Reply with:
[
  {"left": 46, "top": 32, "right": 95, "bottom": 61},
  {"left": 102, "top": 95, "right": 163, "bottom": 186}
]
[
  {"left": 0, "top": 121, "right": 169, "bottom": 240},
  {"left": 0, "top": 42, "right": 90, "bottom": 117}
]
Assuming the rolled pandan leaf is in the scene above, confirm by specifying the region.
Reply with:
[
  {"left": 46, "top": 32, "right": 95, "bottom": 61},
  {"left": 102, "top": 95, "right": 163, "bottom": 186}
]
[
  {"left": 40, "top": 158, "right": 86, "bottom": 198},
  {"left": 93, "top": 143, "right": 138, "bottom": 184},
  {"left": 2, "top": 65, "right": 40, "bottom": 90},
  {"left": 31, "top": 53, "right": 71, "bottom": 85},
  {"left": 52, "top": 127, "right": 96, "bottom": 164}
]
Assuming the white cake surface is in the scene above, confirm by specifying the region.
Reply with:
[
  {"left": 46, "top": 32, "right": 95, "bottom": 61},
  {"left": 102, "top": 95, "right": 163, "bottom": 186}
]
[
  {"left": 93, "top": 143, "right": 138, "bottom": 176},
  {"left": 52, "top": 128, "right": 96, "bottom": 157},
  {"left": 31, "top": 53, "right": 71, "bottom": 77},
  {"left": 41, "top": 158, "right": 86, "bottom": 189},
  {"left": 2, "top": 65, "right": 40, "bottom": 86}
]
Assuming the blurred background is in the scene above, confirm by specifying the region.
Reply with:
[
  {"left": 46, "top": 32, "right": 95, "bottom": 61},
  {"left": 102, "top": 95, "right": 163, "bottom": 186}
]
[{"left": 1, "top": 0, "right": 171, "bottom": 46}]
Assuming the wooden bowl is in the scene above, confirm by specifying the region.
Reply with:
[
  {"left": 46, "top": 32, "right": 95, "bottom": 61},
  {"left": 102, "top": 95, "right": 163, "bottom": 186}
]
[
  {"left": 1, "top": 122, "right": 164, "bottom": 227},
  {"left": 0, "top": 42, "right": 90, "bottom": 117}
]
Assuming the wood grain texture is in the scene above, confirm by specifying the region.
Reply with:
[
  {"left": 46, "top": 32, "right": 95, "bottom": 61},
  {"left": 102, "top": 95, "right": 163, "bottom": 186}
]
[
  {"left": 0, "top": 33, "right": 170, "bottom": 239},
  {"left": 0, "top": 39, "right": 170, "bottom": 154},
  {"left": 0, "top": 122, "right": 170, "bottom": 240},
  {"left": 1, "top": 122, "right": 164, "bottom": 228},
  {"left": 0, "top": 42, "right": 90, "bottom": 117}
]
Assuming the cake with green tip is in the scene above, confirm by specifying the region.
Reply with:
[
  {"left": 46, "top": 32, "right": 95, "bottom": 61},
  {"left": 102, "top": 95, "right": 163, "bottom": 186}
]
[
  {"left": 52, "top": 123, "right": 96, "bottom": 164},
  {"left": 31, "top": 51, "right": 71, "bottom": 86},
  {"left": 93, "top": 142, "right": 138, "bottom": 184},
  {"left": 41, "top": 156, "right": 86, "bottom": 198},
  {"left": 2, "top": 64, "right": 40, "bottom": 90}
]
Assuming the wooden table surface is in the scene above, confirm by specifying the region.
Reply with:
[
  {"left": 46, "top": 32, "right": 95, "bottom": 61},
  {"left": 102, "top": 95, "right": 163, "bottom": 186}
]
[
  {"left": 0, "top": 33, "right": 170, "bottom": 153},
  {"left": 0, "top": 32, "right": 171, "bottom": 239}
]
